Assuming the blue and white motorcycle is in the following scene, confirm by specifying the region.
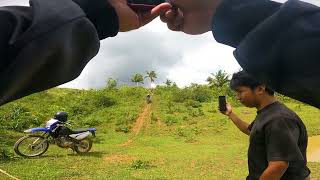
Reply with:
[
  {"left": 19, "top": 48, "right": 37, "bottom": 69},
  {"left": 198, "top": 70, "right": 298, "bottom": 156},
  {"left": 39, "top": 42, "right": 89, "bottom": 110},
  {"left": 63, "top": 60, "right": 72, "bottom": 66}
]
[{"left": 14, "top": 112, "right": 96, "bottom": 157}]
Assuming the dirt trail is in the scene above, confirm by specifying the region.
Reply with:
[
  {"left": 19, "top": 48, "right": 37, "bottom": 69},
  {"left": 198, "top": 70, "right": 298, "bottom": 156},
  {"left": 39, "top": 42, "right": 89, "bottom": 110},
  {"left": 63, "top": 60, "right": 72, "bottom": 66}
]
[
  {"left": 307, "top": 135, "right": 320, "bottom": 162},
  {"left": 118, "top": 104, "right": 152, "bottom": 147},
  {"left": 132, "top": 104, "right": 151, "bottom": 135}
]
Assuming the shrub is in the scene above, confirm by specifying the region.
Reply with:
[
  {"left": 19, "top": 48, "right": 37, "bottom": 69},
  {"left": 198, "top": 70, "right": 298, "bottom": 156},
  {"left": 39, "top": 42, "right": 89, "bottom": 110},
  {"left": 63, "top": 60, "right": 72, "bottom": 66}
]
[
  {"left": 191, "top": 86, "right": 212, "bottom": 102},
  {"left": 131, "top": 160, "right": 153, "bottom": 169},
  {"left": 184, "top": 100, "right": 202, "bottom": 108},
  {"left": 164, "top": 115, "right": 178, "bottom": 126},
  {"left": 188, "top": 108, "right": 204, "bottom": 117},
  {"left": 0, "top": 148, "right": 14, "bottom": 161},
  {"left": 0, "top": 105, "right": 41, "bottom": 132}
]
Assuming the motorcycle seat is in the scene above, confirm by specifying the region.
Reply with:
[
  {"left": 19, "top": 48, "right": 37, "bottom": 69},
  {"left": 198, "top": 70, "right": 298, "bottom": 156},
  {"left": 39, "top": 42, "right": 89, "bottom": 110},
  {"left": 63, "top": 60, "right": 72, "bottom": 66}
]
[{"left": 72, "top": 128, "right": 96, "bottom": 134}]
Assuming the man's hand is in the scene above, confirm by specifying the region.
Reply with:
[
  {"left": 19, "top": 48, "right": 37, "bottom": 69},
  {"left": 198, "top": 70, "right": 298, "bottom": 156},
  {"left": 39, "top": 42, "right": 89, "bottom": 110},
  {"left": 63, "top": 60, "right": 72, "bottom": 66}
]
[
  {"left": 108, "top": 0, "right": 171, "bottom": 32},
  {"left": 160, "top": 0, "right": 221, "bottom": 35},
  {"left": 220, "top": 103, "right": 232, "bottom": 116}
]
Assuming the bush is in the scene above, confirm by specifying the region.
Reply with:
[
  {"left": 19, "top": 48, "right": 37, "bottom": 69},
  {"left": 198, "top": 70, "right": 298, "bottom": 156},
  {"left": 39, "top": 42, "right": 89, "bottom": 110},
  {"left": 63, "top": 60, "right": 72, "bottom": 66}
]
[
  {"left": 0, "top": 148, "right": 14, "bottom": 161},
  {"left": 0, "top": 105, "right": 41, "bottom": 132},
  {"left": 188, "top": 108, "right": 204, "bottom": 117},
  {"left": 171, "top": 89, "right": 192, "bottom": 103},
  {"left": 191, "top": 86, "right": 212, "bottom": 102},
  {"left": 131, "top": 160, "right": 153, "bottom": 169},
  {"left": 164, "top": 115, "right": 179, "bottom": 126},
  {"left": 184, "top": 100, "right": 202, "bottom": 108},
  {"left": 92, "top": 92, "right": 116, "bottom": 108},
  {"left": 115, "top": 125, "right": 130, "bottom": 133}
]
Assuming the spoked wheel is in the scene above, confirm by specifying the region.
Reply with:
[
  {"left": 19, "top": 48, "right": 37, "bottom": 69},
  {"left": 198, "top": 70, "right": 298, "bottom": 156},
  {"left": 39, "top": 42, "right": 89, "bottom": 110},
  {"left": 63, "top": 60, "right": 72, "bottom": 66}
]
[
  {"left": 14, "top": 135, "right": 49, "bottom": 157},
  {"left": 74, "top": 138, "right": 92, "bottom": 154}
]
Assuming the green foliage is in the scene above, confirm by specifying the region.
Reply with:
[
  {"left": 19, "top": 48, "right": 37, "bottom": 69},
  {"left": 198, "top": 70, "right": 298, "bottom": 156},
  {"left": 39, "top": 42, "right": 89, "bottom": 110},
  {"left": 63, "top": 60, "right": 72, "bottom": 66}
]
[
  {"left": 164, "top": 79, "right": 173, "bottom": 86},
  {"left": 190, "top": 85, "right": 212, "bottom": 102},
  {"left": 184, "top": 100, "right": 202, "bottom": 108},
  {"left": 145, "top": 71, "right": 157, "bottom": 83},
  {"left": 106, "top": 78, "right": 117, "bottom": 89},
  {"left": 207, "top": 70, "right": 230, "bottom": 88},
  {"left": 131, "top": 73, "right": 144, "bottom": 86},
  {"left": 164, "top": 115, "right": 179, "bottom": 126},
  {"left": 0, "top": 105, "right": 41, "bottom": 132},
  {"left": 115, "top": 112, "right": 138, "bottom": 133},
  {"left": 131, "top": 160, "right": 153, "bottom": 169},
  {"left": 188, "top": 108, "right": 204, "bottom": 117},
  {"left": 0, "top": 147, "right": 14, "bottom": 161}
]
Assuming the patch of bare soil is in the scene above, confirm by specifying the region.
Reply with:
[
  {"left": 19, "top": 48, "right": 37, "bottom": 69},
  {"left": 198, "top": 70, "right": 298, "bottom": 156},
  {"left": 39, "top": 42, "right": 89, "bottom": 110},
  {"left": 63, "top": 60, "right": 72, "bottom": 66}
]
[{"left": 104, "top": 154, "right": 136, "bottom": 163}]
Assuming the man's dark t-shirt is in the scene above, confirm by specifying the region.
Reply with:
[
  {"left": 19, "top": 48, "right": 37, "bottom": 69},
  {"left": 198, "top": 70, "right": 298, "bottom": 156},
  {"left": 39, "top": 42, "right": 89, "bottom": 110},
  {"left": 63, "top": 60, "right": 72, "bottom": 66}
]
[{"left": 246, "top": 101, "right": 310, "bottom": 180}]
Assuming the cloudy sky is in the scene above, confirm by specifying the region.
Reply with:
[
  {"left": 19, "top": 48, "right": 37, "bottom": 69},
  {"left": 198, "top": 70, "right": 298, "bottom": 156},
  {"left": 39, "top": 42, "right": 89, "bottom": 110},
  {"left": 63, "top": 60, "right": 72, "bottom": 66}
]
[{"left": 1, "top": 0, "right": 319, "bottom": 89}]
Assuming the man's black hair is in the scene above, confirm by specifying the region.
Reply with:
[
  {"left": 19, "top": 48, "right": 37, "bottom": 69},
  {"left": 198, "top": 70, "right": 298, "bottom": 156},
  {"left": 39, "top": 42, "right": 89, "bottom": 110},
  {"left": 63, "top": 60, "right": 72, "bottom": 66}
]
[{"left": 230, "top": 71, "right": 275, "bottom": 95}]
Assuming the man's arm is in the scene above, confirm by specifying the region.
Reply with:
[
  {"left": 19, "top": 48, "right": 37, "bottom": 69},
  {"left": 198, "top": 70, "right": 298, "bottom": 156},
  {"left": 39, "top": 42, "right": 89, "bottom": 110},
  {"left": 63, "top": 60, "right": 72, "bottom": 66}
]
[
  {"left": 221, "top": 104, "right": 250, "bottom": 135},
  {"left": 227, "top": 112, "right": 250, "bottom": 135},
  {"left": 259, "top": 161, "right": 289, "bottom": 180}
]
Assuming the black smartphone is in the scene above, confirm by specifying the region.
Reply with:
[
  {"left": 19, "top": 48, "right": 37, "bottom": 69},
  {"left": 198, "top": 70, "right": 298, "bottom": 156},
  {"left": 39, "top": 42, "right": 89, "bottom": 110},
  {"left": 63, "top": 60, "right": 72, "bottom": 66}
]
[
  {"left": 127, "top": 0, "right": 166, "bottom": 11},
  {"left": 218, "top": 96, "right": 227, "bottom": 112}
]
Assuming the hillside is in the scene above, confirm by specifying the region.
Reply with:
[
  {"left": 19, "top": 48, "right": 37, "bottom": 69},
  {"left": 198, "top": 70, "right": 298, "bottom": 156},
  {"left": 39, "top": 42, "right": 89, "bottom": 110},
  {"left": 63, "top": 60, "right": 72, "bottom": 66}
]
[{"left": 0, "top": 86, "right": 319, "bottom": 179}]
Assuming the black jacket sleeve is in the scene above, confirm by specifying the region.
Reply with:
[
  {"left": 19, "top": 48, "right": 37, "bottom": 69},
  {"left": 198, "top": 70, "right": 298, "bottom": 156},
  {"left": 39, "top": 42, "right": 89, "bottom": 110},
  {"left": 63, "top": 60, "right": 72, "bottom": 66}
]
[
  {"left": 0, "top": 0, "right": 119, "bottom": 106},
  {"left": 212, "top": 0, "right": 320, "bottom": 108}
]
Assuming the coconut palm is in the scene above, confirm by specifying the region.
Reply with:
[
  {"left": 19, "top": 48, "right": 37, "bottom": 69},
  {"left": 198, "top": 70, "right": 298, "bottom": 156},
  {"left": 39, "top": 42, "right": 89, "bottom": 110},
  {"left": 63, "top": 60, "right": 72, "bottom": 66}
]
[
  {"left": 145, "top": 71, "right": 157, "bottom": 87},
  {"left": 131, "top": 73, "right": 144, "bottom": 86},
  {"left": 206, "top": 70, "right": 230, "bottom": 88},
  {"left": 164, "top": 79, "right": 172, "bottom": 86}
]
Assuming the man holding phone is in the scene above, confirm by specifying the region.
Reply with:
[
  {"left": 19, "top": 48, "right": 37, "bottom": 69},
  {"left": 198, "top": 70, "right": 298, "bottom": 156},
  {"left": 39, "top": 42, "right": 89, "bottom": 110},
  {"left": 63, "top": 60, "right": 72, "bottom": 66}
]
[{"left": 219, "top": 71, "right": 310, "bottom": 180}]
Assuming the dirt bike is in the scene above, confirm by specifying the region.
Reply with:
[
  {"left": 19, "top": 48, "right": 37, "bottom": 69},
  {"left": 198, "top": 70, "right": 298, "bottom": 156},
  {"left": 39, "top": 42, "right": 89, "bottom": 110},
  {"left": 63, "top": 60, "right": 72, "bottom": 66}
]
[{"left": 14, "top": 118, "right": 96, "bottom": 157}]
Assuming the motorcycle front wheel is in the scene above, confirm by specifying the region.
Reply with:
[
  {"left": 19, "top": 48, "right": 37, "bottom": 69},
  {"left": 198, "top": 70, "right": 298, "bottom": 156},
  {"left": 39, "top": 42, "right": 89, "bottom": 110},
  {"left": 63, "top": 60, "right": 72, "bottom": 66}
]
[
  {"left": 74, "top": 138, "right": 92, "bottom": 154},
  {"left": 14, "top": 135, "right": 49, "bottom": 157}
]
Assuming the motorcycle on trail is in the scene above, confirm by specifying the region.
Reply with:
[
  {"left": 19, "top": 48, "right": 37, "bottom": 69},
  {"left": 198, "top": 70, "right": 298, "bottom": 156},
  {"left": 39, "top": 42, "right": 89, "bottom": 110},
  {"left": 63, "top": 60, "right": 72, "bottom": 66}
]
[{"left": 13, "top": 112, "right": 96, "bottom": 157}]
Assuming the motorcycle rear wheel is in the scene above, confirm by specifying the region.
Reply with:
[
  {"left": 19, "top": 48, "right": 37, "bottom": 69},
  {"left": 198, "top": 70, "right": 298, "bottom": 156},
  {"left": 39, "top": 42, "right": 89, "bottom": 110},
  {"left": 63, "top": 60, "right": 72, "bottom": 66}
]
[
  {"left": 74, "top": 138, "right": 92, "bottom": 154},
  {"left": 14, "top": 135, "right": 49, "bottom": 157}
]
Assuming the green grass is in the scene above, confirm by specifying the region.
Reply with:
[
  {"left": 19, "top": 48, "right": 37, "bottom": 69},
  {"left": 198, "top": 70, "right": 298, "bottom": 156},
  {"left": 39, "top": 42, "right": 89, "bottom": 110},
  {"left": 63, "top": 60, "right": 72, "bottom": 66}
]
[{"left": 0, "top": 86, "right": 319, "bottom": 179}]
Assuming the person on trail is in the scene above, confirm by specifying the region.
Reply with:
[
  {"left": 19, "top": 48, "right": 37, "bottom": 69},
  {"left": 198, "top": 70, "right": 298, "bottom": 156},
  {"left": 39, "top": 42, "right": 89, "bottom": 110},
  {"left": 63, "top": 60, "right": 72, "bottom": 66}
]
[
  {"left": 146, "top": 94, "right": 152, "bottom": 104},
  {"left": 220, "top": 70, "right": 310, "bottom": 180}
]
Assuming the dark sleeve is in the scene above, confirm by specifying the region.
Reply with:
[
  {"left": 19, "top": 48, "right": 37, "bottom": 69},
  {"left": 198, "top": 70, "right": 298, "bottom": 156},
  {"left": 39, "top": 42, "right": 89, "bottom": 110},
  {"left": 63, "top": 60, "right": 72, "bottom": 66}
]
[
  {"left": 264, "top": 119, "right": 303, "bottom": 162},
  {"left": 247, "top": 120, "right": 255, "bottom": 132},
  {"left": 212, "top": 0, "right": 320, "bottom": 108},
  {"left": 0, "top": 0, "right": 119, "bottom": 106}
]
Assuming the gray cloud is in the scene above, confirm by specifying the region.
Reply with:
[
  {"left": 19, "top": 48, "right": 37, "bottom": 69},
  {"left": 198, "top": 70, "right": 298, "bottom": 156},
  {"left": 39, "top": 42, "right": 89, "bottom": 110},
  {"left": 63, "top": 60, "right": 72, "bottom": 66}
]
[
  {"left": 67, "top": 30, "right": 196, "bottom": 88},
  {"left": 65, "top": 27, "right": 222, "bottom": 89}
]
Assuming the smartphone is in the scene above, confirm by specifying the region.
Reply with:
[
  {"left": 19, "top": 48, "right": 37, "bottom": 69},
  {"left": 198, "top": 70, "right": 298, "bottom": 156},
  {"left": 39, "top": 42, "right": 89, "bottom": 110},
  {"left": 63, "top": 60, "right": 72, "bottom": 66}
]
[
  {"left": 127, "top": 0, "right": 166, "bottom": 11},
  {"left": 218, "top": 96, "right": 227, "bottom": 112}
]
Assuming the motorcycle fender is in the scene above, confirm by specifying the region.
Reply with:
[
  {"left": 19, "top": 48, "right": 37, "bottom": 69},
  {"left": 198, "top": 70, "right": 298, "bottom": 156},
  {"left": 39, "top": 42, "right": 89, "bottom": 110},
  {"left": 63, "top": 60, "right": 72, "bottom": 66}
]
[{"left": 24, "top": 128, "right": 50, "bottom": 133}]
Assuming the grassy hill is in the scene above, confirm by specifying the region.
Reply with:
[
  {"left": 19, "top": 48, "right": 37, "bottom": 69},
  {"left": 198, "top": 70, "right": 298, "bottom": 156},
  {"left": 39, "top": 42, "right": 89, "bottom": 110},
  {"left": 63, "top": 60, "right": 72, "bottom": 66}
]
[{"left": 0, "top": 86, "right": 319, "bottom": 179}]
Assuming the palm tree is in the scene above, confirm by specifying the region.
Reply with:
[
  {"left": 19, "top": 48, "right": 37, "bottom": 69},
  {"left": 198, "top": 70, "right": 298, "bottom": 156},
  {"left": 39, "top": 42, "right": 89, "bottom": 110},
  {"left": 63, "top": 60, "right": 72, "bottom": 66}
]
[
  {"left": 145, "top": 71, "right": 157, "bottom": 87},
  {"left": 164, "top": 79, "right": 172, "bottom": 87},
  {"left": 131, "top": 73, "right": 144, "bottom": 86},
  {"left": 206, "top": 70, "right": 230, "bottom": 88}
]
